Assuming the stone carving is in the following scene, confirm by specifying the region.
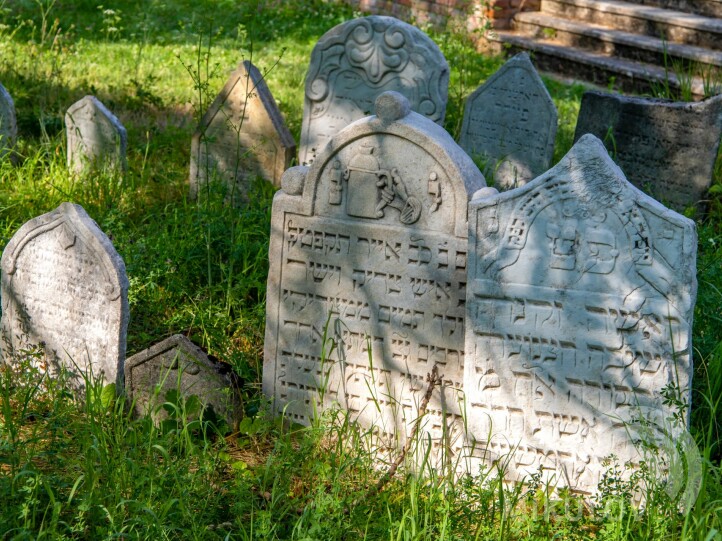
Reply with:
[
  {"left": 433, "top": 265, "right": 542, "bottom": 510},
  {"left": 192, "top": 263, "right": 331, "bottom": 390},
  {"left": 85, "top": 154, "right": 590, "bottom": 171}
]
[
  {"left": 574, "top": 91, "right": 722, "bottom": 211},
  {"left": 190, "top": 60, "right": 296, "bottom": 205},
  {"left": 459, "top": 53, "right": 557, "bottom": 190},
  {"left": 265, "top": 91, "right": 485, "bottom": 465},
  {"left": 299, "top": 16, "right": 449, "bottom": 165},
  {"left": 1, "top": 203, "right": 129, "bottom": 389},
  {"left": 0, "top": 82, "right": 17, "bottom": 158},
  {"left": 65, "top": 96, "right": 127, "bottom": 174},
  {"left": 125, "top": 334, "right": 241, "bottom": 429},
  {"left": 465, "top": 134, "right": 697, "bottom": 495}
]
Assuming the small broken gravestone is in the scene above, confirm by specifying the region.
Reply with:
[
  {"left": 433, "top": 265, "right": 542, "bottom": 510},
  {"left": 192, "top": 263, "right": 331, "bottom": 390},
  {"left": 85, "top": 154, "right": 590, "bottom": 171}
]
[
  {"left": 190, "top": 60, "right": 296, "bottom": 205},
  {"left": 125, "top": 334, "right": 241, "bottom": 430},
  {"left": 464, "top": 134, "right": 697, "bottom": 495},
  {"left": 0, "top": 82, "right": 17, "bottom": 158},
  {"left": 574, "top": 90, "right": 722, "bottom": 211},
  {"left": 265, "top": 91, "right": 485, "bottom": 467},
  {"left": 459, "top": 52, "right": 557, "bottom": 190},
  {"left": 65, "top": 95, "right": 127, "bottom": 174},
  {"left": 1, "top": 202, "right": 129, "bottom": 390},
  {"left": 299, "top": 15, "right": 449, "bottom": 165}
]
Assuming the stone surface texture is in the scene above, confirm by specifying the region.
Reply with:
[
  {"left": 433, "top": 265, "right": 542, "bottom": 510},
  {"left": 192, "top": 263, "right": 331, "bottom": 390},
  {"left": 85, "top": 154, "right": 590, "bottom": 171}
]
[
  {"left": 459, "top": 52, "right": 558, "bottom": 190},
  {"left": 0, "top": 82, "right": 16, "bottom": 158},
  {"left": 125, "top": 334, "right": 241, "bottom": 428},
  {"left": 574, "top": 91, "right": 722, "bottom": 211},
  {"left": 65, "top": 96, "right": 127, "bottom": 174},
  {"left": 190, "top": 60, "right": 295, "bottom": 204},
  {"left": 299, "top": 15, "right": 449, "bottom": 165},
  {"left": 1, "top": 203, "right": 129, "bottom": 389},
  {"left": 465, "top": 134, "right": 697, "bottom": 495},
  {"left": 265, "top": 91, "right": 485, "bottom": 466}
]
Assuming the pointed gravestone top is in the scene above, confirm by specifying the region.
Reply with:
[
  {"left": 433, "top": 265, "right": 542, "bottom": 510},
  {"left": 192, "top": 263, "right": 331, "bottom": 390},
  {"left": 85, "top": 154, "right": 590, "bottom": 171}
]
[
  {"left": 459, "top": 52, "right": 557, "bottom": 190},
  {"left": 0, "top": 82, "right": 17, "bottom": 158},
  {"left": 464, "top": 134, "right": 697, "bottom": 495},
  {"left": 1, "top": 203, "right": 129, "bottom": 390},
  {"left": 190, "top": 60, "right": 295, "bottom": 205},
  {"left": 65, "top": 95, "right": 127, "bottom": 174},
  {"left": 299, "top": 15, "right": 449, "bottom": 165}
]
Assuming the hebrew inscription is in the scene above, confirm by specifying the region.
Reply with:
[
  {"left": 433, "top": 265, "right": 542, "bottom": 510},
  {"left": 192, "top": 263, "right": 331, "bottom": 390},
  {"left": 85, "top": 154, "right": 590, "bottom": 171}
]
[
  {"left": 266, "top": 92, "right": 484, "bottom": 466},
  {"left": 574, "top": 91, "right": 722, "bottom": 211},
  {"left": 65, "top": 95, "right": 127, "bottom": 174},
  {"left": 190, "top": 60, "right": 295, "bottom": 205},
  {"left": 0, "top": 82, "right": 16, "bottom": 158},
  {"left": 459, "top": 53, "right": 557, "bottom": 190},
  {"left": 299, "top": 15, "right": 449, "bottom": 165},
  {"left": 1, "top": 203, "right": 129, "bottom": 389},
  {"left": 464, "top": 134, "right": 697, "bottom": 495}
]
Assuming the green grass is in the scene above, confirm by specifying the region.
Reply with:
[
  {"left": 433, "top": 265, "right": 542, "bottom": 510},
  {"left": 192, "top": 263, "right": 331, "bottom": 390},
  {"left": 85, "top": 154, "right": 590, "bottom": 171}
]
[{"left": 0, "top": 0, "right": 721, "bottom": 539}]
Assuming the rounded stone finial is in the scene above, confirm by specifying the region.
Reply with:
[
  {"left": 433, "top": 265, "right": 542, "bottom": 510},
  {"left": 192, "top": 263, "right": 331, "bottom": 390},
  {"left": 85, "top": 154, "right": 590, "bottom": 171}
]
[
  {"left": 281, "top": 165, "right": 309, "bottom": 196},
  {"left": 375, "top": 91, "right": 411, "bottom": 122},
  {"left": 472, "top": 187, "right": 499, "bottom": 201}
]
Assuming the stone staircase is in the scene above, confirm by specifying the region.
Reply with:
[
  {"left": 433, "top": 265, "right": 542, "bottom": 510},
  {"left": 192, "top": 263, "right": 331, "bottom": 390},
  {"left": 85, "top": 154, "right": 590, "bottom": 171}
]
[{"left": 489, "top": 0, "right": 722, "bottom": 99}]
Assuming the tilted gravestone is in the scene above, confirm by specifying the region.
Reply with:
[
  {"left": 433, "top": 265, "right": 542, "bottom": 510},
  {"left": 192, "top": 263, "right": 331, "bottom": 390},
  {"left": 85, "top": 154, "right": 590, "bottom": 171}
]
[
  {"left": 1, "top": 203, "right": 129, "bottom": 389},
  {"left": 190, "top": 60, "right": 296, "bottom": 205},
  {"left": 464, "top": 134, "right": 697, "bottom": 495},
  {"left": 125, "top": 334, "right": 241, "bottom": 429},
  {"left": 459, "top": 53, "right": 557, "bottom": 190},
  {"left": 299, "top": 15, "right": 449, "bottom": 165},
  {"left": 265, "top": 92, "right": 485, "bottom": 464},
  {"left": 574, "top": 91, "right": 722, "bottom": 211},
  {"left": 0, "top": 82, "right": 17, "bottom": 158},
  {"left": 65, "top": 96, "right": 127, "bottom": 174}
]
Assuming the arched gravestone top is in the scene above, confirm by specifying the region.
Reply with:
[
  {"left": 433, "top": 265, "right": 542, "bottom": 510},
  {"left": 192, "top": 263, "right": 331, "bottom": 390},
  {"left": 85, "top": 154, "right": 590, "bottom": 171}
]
[
  {"left": 465, "top": 134, "right": 697, "bottom": 495},
  {"left": 0, "top": 82, "right": 17, "bottom": 158},
  {"left": 574, "top": 90, "right": 722, "bottom": 212},
  {"left": 299, "top": 15, "right": 449, "bottom": 166},
  {"left": 265, "top": 92, "right": 484, "bottom": 464},
  {"left": 190, "top": 60, "right": 296, "bottom": 205},
  {"left": 65, "top": 95, "right": 127, "bottom": 174},
  {"left": 459, "top": 52, "right": 557, "bottom": 190},
  {"left": 1, "top": 203, "right": 129, "bottom": 390}
]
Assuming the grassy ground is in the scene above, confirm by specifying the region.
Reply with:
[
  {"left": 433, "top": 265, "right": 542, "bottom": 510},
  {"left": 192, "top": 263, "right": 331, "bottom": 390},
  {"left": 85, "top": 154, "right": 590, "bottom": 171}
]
[{"left": 0, "top": 1, "right": 721, "bottom": 539}]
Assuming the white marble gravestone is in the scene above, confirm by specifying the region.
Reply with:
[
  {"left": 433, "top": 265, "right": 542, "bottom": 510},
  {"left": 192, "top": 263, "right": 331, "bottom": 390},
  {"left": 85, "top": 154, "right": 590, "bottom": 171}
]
[
  {"left": 459, "top": 53, "right": 557, "bottom": 190},
  {"left": 464, "top": 134, "right": 697, "bottom": 495},
  {"left": 299, "top": 15, "right": 449, "bottom": 165},
  {"left": 1, "top": 203, "right": 129, "bottom": 389},
  {"left": 125, "top": 334, "right": 241, "bottom": 429},
  {"left": 190, "top": 60, "right": 296, "bottom": 205},
  {"left": 65, "top": 96, "right": 127, "bottom": 174},
  {"left": 574, "top": 91, "right": 722, "bottom": 211},
  {"left": 0, "top": 82, "right": 17, "bottom": 158},
  {"left": 265, "top": 92, "right": 485, "bottom": 464}
]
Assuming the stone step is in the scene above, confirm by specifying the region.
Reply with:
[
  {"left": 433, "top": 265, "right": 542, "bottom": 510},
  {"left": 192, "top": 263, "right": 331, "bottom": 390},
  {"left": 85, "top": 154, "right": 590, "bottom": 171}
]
[
  {"left": 514, "top": 12, "right": 722, "bottom": 71},
  {"left": 490, "top": 31, "right": 709, "bottom": 98},
  {"left": 627, "top": 0, "right": 722, "bottom": 19},
  {"left": 541, "top": 0, "right": 722, "bottom": 49}
]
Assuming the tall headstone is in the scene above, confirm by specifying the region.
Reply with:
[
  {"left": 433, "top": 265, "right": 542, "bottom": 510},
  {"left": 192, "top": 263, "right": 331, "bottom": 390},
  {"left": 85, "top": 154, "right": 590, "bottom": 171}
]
[
  {"left": 65, "top": 96, "right": 127, "bottom": 174},
  {"left": 265, "top": 92, "right": 485, "bottom": 464},
  {"left": 459, "top": 53, "right": 557, "bottom": 190},
  {"left": 464, "top": 134, "right": 697, "bottom": 495},
  {"left": 574, "top": 91, "right": 722, "bottom": 211},
  {"left": 190, "top": 60, "right": 296, "bottom": 205},
  {"left": 1, "top": 203, "right": 129, "bottom": 389},
  {"left": 0, "top": 82, "right": 17, "bottom": 158},
  {"left": 299, "top": 16, "right": 449, "bottom": 165},
  {"left": 125, "top": 334, "right": 241, "bottom": 429}
]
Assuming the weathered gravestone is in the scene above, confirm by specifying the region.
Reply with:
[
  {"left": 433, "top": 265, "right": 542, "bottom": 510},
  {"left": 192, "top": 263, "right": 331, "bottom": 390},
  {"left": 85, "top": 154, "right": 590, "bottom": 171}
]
[
  {"left": 299, "top": 15, "right": 449, "bottom": 165},
  {"left": 464, "top": 134, "right": 697, "bottom": 495},
  {"left": 459, "top": 53, "right": 557, "bottom": 190},
  {"left": 190, "top": 60, "right": 296, "bottom": 205},
  {"left": 125, "top": 334, "right": 241, "bottom": 429},
  {"left": 574, "top": 91, "right": 722, "bottom": 211},
  {"left": 265, "top": 92, "right": 485, "bottom": 464},
  {"left": 65, "top": 96, "right": 127, "bottom": 174},
  {"left": 0, "top": 82, "right": 17, "bottom": 158},
  {"left": 1, "top": 203, "right": 129, "bottom": 389}
]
